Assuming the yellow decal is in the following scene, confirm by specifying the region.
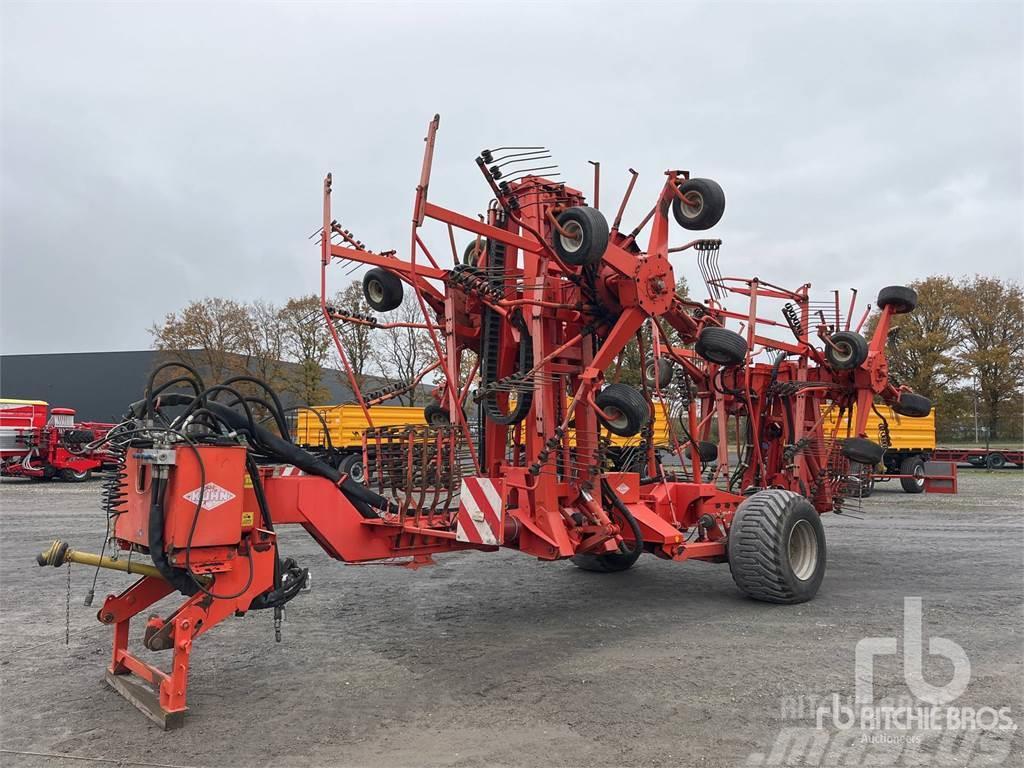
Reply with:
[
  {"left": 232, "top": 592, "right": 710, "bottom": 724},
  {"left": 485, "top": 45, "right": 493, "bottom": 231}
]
[{"left": 241, "top": 511, "right": 255, "bottom": 527}]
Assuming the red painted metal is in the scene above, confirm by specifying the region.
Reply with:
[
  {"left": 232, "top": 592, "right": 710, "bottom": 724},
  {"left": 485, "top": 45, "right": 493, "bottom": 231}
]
[
  {"left": 47, "top": 116, "right": 929, "bottom": 726},
  {"left": 0, "top": 401, "right": 114, "bottom": 480}
]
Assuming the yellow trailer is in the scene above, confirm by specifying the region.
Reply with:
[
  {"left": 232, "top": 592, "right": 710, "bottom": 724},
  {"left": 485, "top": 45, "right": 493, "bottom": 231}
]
[
  {"left": 822, "top": 402, "right": 936, "bottom": 495},
  {"left": 295, "top": 404, "right": 426, "bottom": 449},
  {"left": 294, "top": 400, "right": 676, "bottom": 481}
]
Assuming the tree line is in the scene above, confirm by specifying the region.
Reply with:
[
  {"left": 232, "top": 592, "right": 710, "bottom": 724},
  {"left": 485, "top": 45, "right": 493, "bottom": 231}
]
[
  {"left": 150, "top": 281, "right": 434, "bottom": 407},
  {"left": 871, "top": 275, "right": 1023, "bottom": 443},
  {"left": 152, "top": 273, "right": 1023, "bottom": 443}
]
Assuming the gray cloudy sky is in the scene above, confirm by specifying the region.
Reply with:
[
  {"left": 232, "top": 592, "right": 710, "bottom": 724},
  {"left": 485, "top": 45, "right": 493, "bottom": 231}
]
[{"left": 1, "top": 1, "right": 1021, "bottom": 355}]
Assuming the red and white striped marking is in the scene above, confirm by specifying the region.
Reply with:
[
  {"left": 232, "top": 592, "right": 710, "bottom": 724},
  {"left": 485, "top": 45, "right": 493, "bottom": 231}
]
[
  {"left": 455, "top": 477, "right": 503, "bottom": 546},
  {"left": 271, "top": 465, "right": 305, "bottom": 477}
]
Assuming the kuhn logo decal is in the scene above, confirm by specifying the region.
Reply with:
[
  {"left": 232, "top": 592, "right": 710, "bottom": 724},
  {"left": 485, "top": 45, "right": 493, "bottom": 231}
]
[{"left": 183, "top": 483, "right": 236, "bottom": 511}]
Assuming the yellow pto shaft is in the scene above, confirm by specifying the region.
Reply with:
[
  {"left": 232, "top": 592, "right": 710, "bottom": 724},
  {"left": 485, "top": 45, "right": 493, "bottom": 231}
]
[{"left": 36, "top": 539, "right": 165, "bottom": 580}]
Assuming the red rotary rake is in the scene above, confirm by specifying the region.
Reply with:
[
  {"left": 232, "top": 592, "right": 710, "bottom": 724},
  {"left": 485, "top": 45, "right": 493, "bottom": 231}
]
[{"left": 37, "top": 115, "right": 931, "bottom": 727}]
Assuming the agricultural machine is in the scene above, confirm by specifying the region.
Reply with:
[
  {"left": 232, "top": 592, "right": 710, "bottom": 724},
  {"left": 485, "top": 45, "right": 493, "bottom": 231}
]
[
  {"left": 37, "top": 116, "right": 932, "bottom": 728},
  {"left": 1, "top": 399, "right": 114, "bottom": 481}
]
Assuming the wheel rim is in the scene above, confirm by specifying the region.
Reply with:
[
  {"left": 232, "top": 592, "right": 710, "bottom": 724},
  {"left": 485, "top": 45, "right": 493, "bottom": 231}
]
[
  {"left": 831, "top": 341, "right": 854, "bottom": 365},
  {"left": 602, "top": 406, "right": 628, "bottom": 431},
  {"left": 367, "top": 279, "right": 384, "bottom": 304},
  {"left": 559, "top": 221, "right": 584, "bottom": 254},
  {"left": 349, "top": 462, "right": 365, "bottom": 483},
  {"left": 680, "top": 191, "right": 704, "bottom": 218},
  {"left": 788, "top": 519, "right": 818, "bottom": 581},
  {"left": 914, "top": 464, "right": 925, "bottom": 487}
]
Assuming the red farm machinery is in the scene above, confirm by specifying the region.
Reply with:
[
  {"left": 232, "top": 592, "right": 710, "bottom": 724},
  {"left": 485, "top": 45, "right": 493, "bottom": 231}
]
[
  {"left": 37, "top": 116, "right": 932, "bottom": 728},
  {"left": 1, "top": 399, "right": 114, "bottom": 482}
]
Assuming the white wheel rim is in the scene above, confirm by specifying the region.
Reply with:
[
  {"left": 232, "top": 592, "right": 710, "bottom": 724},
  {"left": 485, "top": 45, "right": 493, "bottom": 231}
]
[
  {"left": 603, "top": 406, "right": 628, "bottom": 431},
  {"left": 559, "top": 221, "right": 584, "bottom": 253},
  {"left": 788, "top": 519, "right": 818, "bottom": 581},
  {"left": 680, "top": 191, "right": 704, "bottom": 218},
  {"left": 914, "top": 464, "right": 925, "bottom": 487},
  {"left": 831, "top": 341, "right": 854, "bottom": 364},
  {"left": 351, "top": 462, "right": 364, "bottom": 483},
  {"left": 367, "top": 279, "right": 384, "bottom": 303}
]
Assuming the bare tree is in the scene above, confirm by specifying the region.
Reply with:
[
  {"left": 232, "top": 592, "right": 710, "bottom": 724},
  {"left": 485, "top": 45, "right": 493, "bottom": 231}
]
[
  {"left": 333, "top": 281, "right": 377, "bottom": 397},
  {"left": 236, "top": 300, "right": 287, "bottom": 390},
  {"left": 279, "top": 294, "right": 332, "bottom": 405},
  {"left": 149, "top": 297, "right": 250, "bottom": 384},
  {"left": 371, "top": 292, "right": 435, "bottom": 406}
]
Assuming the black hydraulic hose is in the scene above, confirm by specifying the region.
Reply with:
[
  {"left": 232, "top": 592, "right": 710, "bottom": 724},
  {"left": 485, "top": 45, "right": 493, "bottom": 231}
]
[
  {"left": 129, "top": 392, "right": 394, "bottom": 518},
  {"left": 148, "top": 475, "right": 198, "bottom": 596},
  {"left": 283, "top": 406, "right": 334, "bottom": 451},
  {"left": 220, "top": 376, "right": 291, "bottom": 443},
  {"left": 600, "top": 478, "right": 644, "bottom": 556},
  {"left": 145, "top": 362, "right": 205, "bottom": 419},
  {"left": 228, "top": 395, "right": 291, "bottom": 444},
  {"left": 179, "top": 384, "right": 258, "bottom": 437},
  {"left": 202, "top": 402, "right": 394, "bottom": 518}
]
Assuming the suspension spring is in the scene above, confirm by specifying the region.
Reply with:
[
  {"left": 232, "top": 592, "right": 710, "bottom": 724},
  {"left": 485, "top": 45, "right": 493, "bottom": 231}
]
[
  {"left": 878, "top": 419, "right": 891, "bottom": 449},
  {"left": 101, "top": 440, "right": 129, "bottom": 519},
  {"left": 782, "top": 303, "right": 803, "bottom": 338}
]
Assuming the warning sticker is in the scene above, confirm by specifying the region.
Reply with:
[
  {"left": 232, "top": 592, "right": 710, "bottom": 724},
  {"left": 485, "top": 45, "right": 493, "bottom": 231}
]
[{"left": 183, "top": 483, "right": 236, "bottom": 511}]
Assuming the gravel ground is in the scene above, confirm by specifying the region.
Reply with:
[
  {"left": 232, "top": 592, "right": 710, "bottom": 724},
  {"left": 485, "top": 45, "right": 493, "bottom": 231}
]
[{"left": 1, "top": 469, "right": 1021, "bottom": 768}]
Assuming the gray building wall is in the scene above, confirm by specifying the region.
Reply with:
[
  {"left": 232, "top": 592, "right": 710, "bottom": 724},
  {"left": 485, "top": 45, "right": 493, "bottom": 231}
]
[{"left": 0, "top": 351, "right": 420, "bottom": 423}]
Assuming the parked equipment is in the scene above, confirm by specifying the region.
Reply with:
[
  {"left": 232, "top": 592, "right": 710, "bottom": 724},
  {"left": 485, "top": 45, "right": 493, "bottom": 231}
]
[
  {"left": 36, "top": 116, "right": 931, "bottom": 728},
  {"left": 932, "top": 447, "right": 1023, "bottom": 469},
  {"left": 822, "top": 403, "right": 939, "bottom": 495},
  {"left": 1, "top": 399, "right": 113, "bottom": 481}
]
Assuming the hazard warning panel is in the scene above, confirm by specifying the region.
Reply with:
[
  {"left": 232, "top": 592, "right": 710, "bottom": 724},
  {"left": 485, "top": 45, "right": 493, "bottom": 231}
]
[{"left": 454, "top": 477, "right": 504, "bottom": 546}]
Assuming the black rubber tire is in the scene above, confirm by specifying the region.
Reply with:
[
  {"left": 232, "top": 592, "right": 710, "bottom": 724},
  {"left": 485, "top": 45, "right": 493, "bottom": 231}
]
[
  {"left": 62, "top": 429, "right": 95, "bottom": 445},
  {"left": 987, "top": 453, "right": 1006, "bottom": 470},
  {"left": 595, "top": 384, "right": 650, "bottom": 438},
  {"left": 841, "top": 437, "right": 885, "bottom": 465},
  {"left": 825, "top": 331, "right": 868, "bottom": 370},
  {"left": 570, "top": 548, "right": 640, "bottom": 573},
  {"left": 877, "top": 285, "right": 918, "bottom": 314},
  {"left": 695, "top": 326, "right": 747, "bottom": 366},
  {"left": 899, "top": 456, "right": 925, "bottom": 493},
  {"left": 423, "top": 403, "right": 451, "bottom": 427},
  {"left": 672, "top": 178, "right": 726, "bottom": 230},
  {"left": 892, "top": 392, "right": 932, "bottom": 418},
  {"left": 551, "top": 206, "right": 609, "bottom": 266},
  {"left": 463, "top": 240, "right": 487, "bottom": 266},
  {"left": 362, "top": 268, "right": 404, "bottom": 312},
  {"left": 727, "top": 489, "right": 826, "bottom": 604},
  {"left": 643, "top": 358, "right": 674, "bottom": 389},
  {"left": 697, "top": 441, "right": 719, "bottom": 464},
  {"left": 337, "top": 453, "right": 365, "bottom": 484},
  {"left": 59, "top": 468, "right": 92, "bottom": 483},
  {"left": 571, "top": 496, "right": 643, "bottom": 573},
  {"left": 847, "top": 462, "right": 874, "bottom": 498}
]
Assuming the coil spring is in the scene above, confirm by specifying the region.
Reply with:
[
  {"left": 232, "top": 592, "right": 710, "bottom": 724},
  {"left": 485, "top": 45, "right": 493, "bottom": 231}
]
[
  {"left": 782, "top": 303, "right": 803, "bottom": 338},
  {"left": 447, "top": 265, "right": 503, "bottom": 300},
  {"left": 363, "top": 381, "right": 407, "bottom": 402},
  {"left": 878, "top": 420, "right": 892, "bottom": 450},
  {"left": 101, "top": 440, "right": 129, "bottom": 518}
]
